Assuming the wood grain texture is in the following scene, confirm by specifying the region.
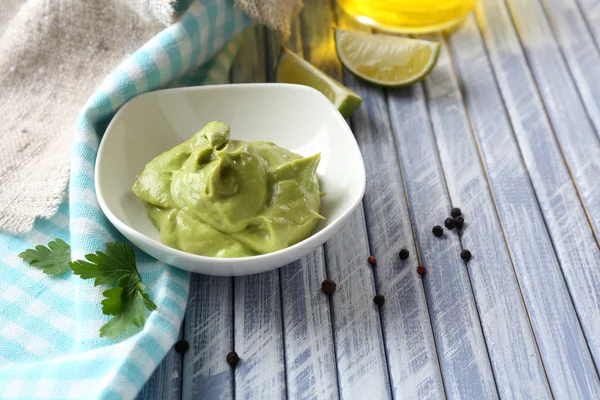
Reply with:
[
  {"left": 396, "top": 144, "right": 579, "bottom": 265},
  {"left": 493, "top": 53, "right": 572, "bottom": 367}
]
[
  {"left": 387, "top": 82, "right": 498, "bottom": 400},
  {"left": 346, "top": 77, "right": 445, "bottom": 400},
  {"left": 531, "top": 3, "right": 600, "bottom": 363},
  {"left": 234, "top": 272, "right": 287, "bottom": 399},
  {"left": 324, "top": 208, "right": 391, "bottom": 400},
  {"left": 138, "top": 326, "right": 183, "bottom": 400},
  {"left": 230, "top": 26, "right": 268, "bottom": 84},
  {"left": 280, "top": 249, "right": 339, "bottom": 400},
  {"left": 182, "top": 275, "right": 234, "bottom": 400},
  {"left": 507, "top": 0, "right": 600, "bottom": 273},
  {"left": 421, "top": 31, "right": 552, "bottom": 398},
  {"left": 299, "top": 2, "right": 391, "bottom": 399},
  {"left": 474, "top": 1, "right": 600, "bottom": 395},
  {"left": 575, "top": 0, "right": 600, "bottom": 47},
  {"left": 300, "top": 0, "right": 342, "bottom": 79},
  {"left": 503, "top": 0, "right": 600, "bottom": 252},
  {"left": 538, "top": 0, "right": 600, "bottom": 141},
  {"left": 334, "top": 7, "right": 445, "bottom": 400}
]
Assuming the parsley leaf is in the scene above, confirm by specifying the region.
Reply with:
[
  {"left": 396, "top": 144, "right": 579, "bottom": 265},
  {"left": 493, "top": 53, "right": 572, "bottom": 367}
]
[
  {"left": 70, "top": 242, "right": 157, "bottom": 339},
  {"left": 21, "top": 238, "right": 157, "bottom": 339},
  {"left": 99, "top": 284, "right": 157, "bottom": 339},
  {"left": 18, "top": 238, "right": 71, "bottom": 275},
  {"left": 69, "top": 242, "right": 138, "bottom": 286}
]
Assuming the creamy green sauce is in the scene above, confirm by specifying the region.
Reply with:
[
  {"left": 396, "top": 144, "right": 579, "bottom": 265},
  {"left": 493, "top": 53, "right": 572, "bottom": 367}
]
[{"left": 132, "top": 121, "right": 323, "bottom": 258}]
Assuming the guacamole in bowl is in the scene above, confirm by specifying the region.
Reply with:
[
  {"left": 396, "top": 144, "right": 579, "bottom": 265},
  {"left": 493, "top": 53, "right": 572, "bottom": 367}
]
[{"left": 132, "top": 121, "right": 324, "bottom": 258}]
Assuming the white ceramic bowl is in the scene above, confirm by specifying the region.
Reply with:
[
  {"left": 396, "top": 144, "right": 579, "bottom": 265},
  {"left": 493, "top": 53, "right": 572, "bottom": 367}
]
[{"left": 96, "top": 83, "right": 365, "bottom": 276}]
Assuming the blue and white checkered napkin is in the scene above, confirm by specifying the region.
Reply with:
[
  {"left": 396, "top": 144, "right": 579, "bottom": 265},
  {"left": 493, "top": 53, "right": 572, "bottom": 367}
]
[{"left": 0, "top": 1, "right": 251, "bottom": 398}]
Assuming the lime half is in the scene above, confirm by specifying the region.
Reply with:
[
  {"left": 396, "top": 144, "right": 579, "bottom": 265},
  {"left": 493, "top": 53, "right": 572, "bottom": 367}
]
[
  {"left": 335, "top": 28, "right": 441, "bottom": 87},
  {"left": 276, "top": 47, "right": 362, "bottom": 118}
]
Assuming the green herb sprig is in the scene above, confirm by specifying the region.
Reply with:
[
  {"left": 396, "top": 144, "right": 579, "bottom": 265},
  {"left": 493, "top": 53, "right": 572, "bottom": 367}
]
[{"left": 19, "top": 240, "right": 156, "bottom": 339}]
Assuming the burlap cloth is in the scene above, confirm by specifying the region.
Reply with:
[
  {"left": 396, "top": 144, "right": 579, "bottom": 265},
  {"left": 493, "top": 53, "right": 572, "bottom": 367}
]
[{"left": 0, "top": 0, "right": 302, "bottom": 233}]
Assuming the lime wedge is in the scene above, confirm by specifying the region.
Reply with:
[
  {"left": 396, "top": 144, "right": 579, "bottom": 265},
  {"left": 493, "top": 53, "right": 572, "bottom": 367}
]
[
  {"left": 335, "top": 28, "right": 440, "bottom": 87},
  {"left": 276, "top": 47, "right": 362, "bottom": 118}
]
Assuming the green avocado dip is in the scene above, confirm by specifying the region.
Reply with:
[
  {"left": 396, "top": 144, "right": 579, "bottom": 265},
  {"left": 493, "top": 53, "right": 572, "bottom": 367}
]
[{"left": 132, "top": 121, "right": 324, "bottom": 258}]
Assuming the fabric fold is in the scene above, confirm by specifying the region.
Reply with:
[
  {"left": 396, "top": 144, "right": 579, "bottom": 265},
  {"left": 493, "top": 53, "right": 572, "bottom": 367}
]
[{"left": 0, "top": 1, "right": 251, "bottom": 398}]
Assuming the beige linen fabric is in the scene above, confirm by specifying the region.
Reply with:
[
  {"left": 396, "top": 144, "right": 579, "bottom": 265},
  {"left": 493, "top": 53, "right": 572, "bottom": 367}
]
[
  {"left": 237, "top": 0, "right": 303, "bottom": 39},
  {"left": 0, "top": 0, "right": 300, "bottom": 233}
]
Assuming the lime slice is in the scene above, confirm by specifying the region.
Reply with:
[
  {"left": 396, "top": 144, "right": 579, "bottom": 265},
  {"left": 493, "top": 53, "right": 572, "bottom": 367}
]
[
  {"left": 276, "top": 47, "right": 362, "bottom": 118},
  {"left": 335, "top": 28, "right": 440, "bottom": 87}
]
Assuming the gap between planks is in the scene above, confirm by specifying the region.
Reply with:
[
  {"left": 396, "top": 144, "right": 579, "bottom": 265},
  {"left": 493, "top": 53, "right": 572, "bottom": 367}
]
[
  {"left": 491, "top": 0, "right": 600, "bottom": 381},
  {"left": 455, "top": 1, "right": 600, "bottom": 395},
  {"left": 440, "top": 30, "right": 554, "bottom": 395}
]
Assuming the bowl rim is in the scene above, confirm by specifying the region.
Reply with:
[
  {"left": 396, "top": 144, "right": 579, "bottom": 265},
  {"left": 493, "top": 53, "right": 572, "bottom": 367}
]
[{"left": 95, "top": 83, "right": 366, "bottom": 264}]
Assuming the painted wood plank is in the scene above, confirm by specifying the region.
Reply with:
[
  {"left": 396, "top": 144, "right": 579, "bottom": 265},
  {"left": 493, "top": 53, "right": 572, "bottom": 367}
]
[
  {"left": 234, "top": 272, "right": 286, "bottom": 399},
  {"left": 573, "top": 0, "right": 600, "bottom": 49},
  {"left": 299, "top": 1, "right": 391, "bottom": 398},
  {"left": 534, "top": 3, "right": 600, "bottom": 355},
  {"left": 538, "top": 0, "right": 600, "bottom": 141},
  {"left": 323, "top": 208, "right": 391, "bottom": 399},
  {"left": 264, "top": 14, "right": 302, "bottom": 83},
  {"left": 138, "top": 325, "right": 183, "bottom": 400},
  {"left": 387, "top": 80, "right": 498, "bottom": 400},
  {"left": 300, "top": 0, "right": 342, "bottom": 79},
  {"left": 334, "top": 8, "right": 445, "bottom": 400},
  {"left": 265, "top": 21, "right": 340, "bottom": 400},
  {"left": 230, "top": 26, "right": 268, "bottom": 85},
  {"left": 466, "top": 0, "right": 600, "bottom": 374},
  {"left": 507, "top": 1, "right": 600, "bottom": 282},
  {"left": 279, "top": 248, "right": 339, "bottom": 400},
  {"left": 344, "top": 80, "right": 445, "bottom": 399},
  {"left": 473, "top": 0, "right": 600, "bottom": 395},
  {"left": 182, "top": 275, "right": 234, "bottom": 400},
  {"left": 284, "top": 18, "right": 304, "bottom": 59},
  {"left": 502, "top": 0, "right": 600, "bottom": 246},
  {"left": 417, "top": 31, "right": 552, "bottom": 398},
  {"left": 449, "top": 19, "right": 600, "bottom": 399},
  {"left": 230, "top": 25, "right": 287, "bottom": 400}
]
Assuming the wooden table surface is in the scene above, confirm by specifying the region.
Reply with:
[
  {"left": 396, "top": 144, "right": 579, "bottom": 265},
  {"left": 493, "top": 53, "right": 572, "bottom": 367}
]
[{"left": 139, "top": 0, "right": 600, "bottom": 398}]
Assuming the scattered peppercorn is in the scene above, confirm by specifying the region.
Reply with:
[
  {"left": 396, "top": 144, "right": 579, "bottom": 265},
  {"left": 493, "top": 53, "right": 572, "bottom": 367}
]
[
  {"left": 174, "top": 339, "right": 189, "bottom": 354},
  {"left": 399, "top": 249, "right": 409, "bottom": 260},
  {"left": 461, "top": 249, "right": 472, "bottom": 261},
  {"left": 451, "top": 207, "right": 462, "bottom": 218},
  {"left": 226, "top": 351, "right": 240, "bottom": 366},
  {"left": 455, "top": 216, "right": 465, "bottom": 230},
  {"left": 368, "top": 256, "right": 377, "bottom": 266},
  {"left": 321, "top": 279, "right": 337, "bottom": 295},
  {"left": 432, "top": 225, "right": 443, "bottom": 237},
  {"left": 444, "top": 217, "right": 456, "bottom": 230},
  {"left": 373, "top": 294, "right": 385, "bottom": 306},
  {"left": 417, "top": 264, "right": 426, "bottom": 276}
]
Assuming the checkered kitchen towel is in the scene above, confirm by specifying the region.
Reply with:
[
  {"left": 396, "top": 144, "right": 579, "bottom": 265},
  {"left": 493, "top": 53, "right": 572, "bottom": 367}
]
[{"left": 0, "top": 1, "right": 250, "bottom": 398}]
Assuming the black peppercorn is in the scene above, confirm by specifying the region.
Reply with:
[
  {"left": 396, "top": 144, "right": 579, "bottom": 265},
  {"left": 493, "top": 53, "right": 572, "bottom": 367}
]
[
  {"left": 461, "top": 249, "right": 472, "bottom": 261},
  {"left": 321, "top": 279, "right": 336, "bottom": 295},
  {"left": 368, "top": 256, "right": 377, "bottom": 266},
  {"left": 373, "top": 294, "right": 385, "bottom": 306},
  {"left": 455, "top": 216, "right": 465, "bottom": 230},
  {"left": 432, "top": 225, "right": 443, "bottom": 237},
  {"left": 174, "top": 340, "right": 189, "bottom": 354},
  {"left": 226, "top": 351, "right": 240, "bottom": 366},
  {"left": 417, "top": 264, "right": 426, "bottom": 276},
  {"left": 399, "top": 249, "right": 409, "bottom": 260},
  {"left": 451, "top": 207, "right": 462, "bottom": 218},
  {"left": 444, "top": 217, "right": 456, "bottom": 230}
]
